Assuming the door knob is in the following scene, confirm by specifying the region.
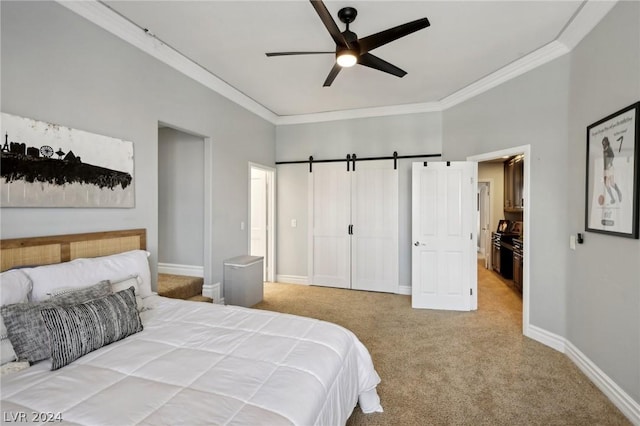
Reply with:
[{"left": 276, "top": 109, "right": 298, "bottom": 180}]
[{"left": 414, "top": 241, "right": 420, "bottom": 246}]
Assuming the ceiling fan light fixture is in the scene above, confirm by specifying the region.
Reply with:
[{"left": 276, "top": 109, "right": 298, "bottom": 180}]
[
  {"left": 336, "top": 50, "right": 358, "bottom": 67},
  {"left": 265, "top": 1, "right": 430, "bottom": 86}
]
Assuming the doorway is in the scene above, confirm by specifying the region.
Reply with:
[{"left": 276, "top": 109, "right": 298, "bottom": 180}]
[
  {"left": 468, "top": 145, "right": 530, "bottom": 337},
  {"left": 157, "top": 123, "right": 214, "bottom": 290},
  {"left": 249, "top": 163, "right": 275, "bottom": 282},
  {"left": 477, "top": 181, "right": 491, "bottom": 267}
]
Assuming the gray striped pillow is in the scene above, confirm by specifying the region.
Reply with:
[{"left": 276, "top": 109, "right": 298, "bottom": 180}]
[
  {"left": 0, "top": 280, "right": 113, "bottom": 363},
  {"left": 40, "top": 287, "right": 143, "bottom": 370}
]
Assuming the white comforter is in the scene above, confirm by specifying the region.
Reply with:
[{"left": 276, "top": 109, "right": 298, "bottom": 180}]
[{"left": 1, "top": 296, "right": 382, "bottom": 425}]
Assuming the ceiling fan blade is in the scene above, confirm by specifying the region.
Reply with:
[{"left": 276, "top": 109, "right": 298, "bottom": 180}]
[
  {"left": 358, "top": 53, "right": 407, "bottom": 78},
  {"left": 323, "top": 63, "right": 342, "bottom": 87},
  {"left": 266, "top": 51, "right": 334, "bottom": 57},
  {"left": 359, "top": 17, "right": 430, "bottom": 53},
  {"left": 310, "top": 0, "right": 349, "bottom": 48}
]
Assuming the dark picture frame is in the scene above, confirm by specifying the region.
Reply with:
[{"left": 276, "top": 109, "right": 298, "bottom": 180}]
[
  {"left": 497, "top": 219, "right": 510, "bottom": 233},
  {"left": 585, "top": 102, "right": 640, "bottom": 239}
]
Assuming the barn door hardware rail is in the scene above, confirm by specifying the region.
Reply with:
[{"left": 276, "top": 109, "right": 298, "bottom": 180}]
[{"left": 276, "top": 152, "right": 441, "bottom": 172}]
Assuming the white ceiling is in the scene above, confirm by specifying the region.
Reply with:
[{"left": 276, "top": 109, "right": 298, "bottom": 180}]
[{"left": 97, "top": 1, "right": 599, "bottom": 119}]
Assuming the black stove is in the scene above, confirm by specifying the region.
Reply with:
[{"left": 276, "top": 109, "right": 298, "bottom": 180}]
[{"left": 491, "top": 220, "right": 522, "bottom": 279}]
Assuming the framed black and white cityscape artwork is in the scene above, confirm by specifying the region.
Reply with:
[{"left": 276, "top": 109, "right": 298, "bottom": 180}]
[
  {"left": 585, "top": 102, "right": 639, "bottom": 239},
  {"left": 1, "top": 113, "right": 134, "bottom": 208}
]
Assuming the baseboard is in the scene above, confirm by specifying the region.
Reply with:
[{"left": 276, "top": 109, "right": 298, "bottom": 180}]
[
  {"left": 275, "top": 277, "right": 410, "bottom": 294},
  {"left": 525, "top": 324, "right": 566, "bottom": 353},
  {"left": 158, "top": 262, "right": 204, "bottom": 277},
  {"left": 525, "top": 324, "right": 639, "bottom": 424},
  {"left": 275, "top": 275, "right": 309, "bottom": 285},
  {"left": 202, "top": 282, "right": 221, "bottom": 303},
  {"left": 396, "top": 285, "right": 411, "bottom": 295},
  {"left": 565, "top": 341, "right": 640, "bottom": 424}
]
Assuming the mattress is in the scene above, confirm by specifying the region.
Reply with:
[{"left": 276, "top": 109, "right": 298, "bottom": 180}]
[{"left": 1, "top": 295, "right": 382, "bottom": 425}]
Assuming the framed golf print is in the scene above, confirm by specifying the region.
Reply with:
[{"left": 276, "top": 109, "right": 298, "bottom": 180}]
[{"left": 585, "top": 102, "right": 639, "bottom": 239}]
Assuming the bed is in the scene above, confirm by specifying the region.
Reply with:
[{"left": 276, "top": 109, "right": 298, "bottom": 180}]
[{"left": 0, "top": 229, "right": 382, "bottom": 425}]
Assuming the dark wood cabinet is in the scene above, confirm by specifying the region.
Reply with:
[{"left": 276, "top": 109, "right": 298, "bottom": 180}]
[{"left": 504, "top": 157, "right": 524, "bottom": 212}]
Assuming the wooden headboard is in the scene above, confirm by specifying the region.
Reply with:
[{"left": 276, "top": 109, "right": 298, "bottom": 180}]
[{"left": 0, "top": 229, "right": 146, "bottom": 272}]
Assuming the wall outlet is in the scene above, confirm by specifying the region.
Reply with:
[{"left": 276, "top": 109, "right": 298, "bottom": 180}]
[{"left": 291, "top": 219, "right": 297, "bottom": 228}]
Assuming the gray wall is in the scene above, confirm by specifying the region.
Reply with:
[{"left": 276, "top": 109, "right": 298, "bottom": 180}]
[
  {"left": 275, "top": 163, "right": 309, "bottom": 279},
  {"left": 275, "top": 112, "right": 442, "bottom": 286},
  {"left": 443, "top": 56, "right": 571, "bottom": 336},
  {"left": 2, "top": 0, "right": 638, "bottom": 411},
  {"left": 0, "top": 1, "right": 276, "bottom": 288},
  {"left": 158, "top": 127, "right": 204, "bottom": 267},
  {"left": 444, "top": 1, "right": 640, "bottom": 406},
  {"left": 566, "top": 2, "right": 640, "bottom": 403}
]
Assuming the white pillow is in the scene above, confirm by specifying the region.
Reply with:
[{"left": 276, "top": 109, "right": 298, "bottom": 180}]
[
  {"left": 25, "top": 250, "right": 152, "bottom": 302},
  {"left": 1, "top": 270, "right": 33, "bottom": 305},
  {"left": 1, "top": 270, "right": 33, "bottom": 365},
  {"left": 110, "top": 275, "right": 144, "bottom": 312},
  {"left": 0, "top": 340, "right": 18, "bottom": 365}
]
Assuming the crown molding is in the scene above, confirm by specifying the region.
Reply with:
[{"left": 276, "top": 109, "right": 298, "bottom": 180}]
[
  {"left": 439, "top": 40, "right": 570, "bottom": 110},
  {"left": 558, "top": 0, "right": 618, "bottom": 50},
  {"left": 57, "top": 0, "right": 616, "bottom": 126},
  {"left": 56, "top": 1, "right": 279, "bottom": 124},
  {"left": 275, "top": 101, "right": 442, "bottom": 125}
]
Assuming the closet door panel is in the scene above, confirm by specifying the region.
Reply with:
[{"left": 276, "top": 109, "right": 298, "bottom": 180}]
[
  {"left": 351, "top": 161, "right": 398, "bottom": 293},
  {"left": 309, "top": 163, "right": 351, "bottom": 288}
]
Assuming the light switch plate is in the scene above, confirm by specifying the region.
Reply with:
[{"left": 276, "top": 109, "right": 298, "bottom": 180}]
[{"left": 569, "top": 235, "right": 576, "bottom": 250}]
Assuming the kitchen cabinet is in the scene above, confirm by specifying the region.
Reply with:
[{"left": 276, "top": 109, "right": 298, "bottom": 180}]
[{"left": 504, "top": 157, "right": 524, "bottom": 212}]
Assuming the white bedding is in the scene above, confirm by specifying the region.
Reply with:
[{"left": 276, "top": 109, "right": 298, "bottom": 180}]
[{"left": 1, "top": 295, "right": 382, "bottom": 425}]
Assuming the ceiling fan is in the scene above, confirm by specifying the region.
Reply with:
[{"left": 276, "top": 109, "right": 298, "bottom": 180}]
[{"left": 266, "top": 0, "right": 430, "bottom": 87}]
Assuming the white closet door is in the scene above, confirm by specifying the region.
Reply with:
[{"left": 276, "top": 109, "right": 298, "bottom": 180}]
[
  {"left": 351, "top": 160, "right": 398, "bottom": 293},
  {"left": 309, "top": 162, "right": 351, "bottom": 288}
]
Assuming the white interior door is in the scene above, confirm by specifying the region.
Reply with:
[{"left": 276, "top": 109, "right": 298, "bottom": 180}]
[
  {"left": 309, "top": 163, "right": 351, "bottom": 288},
  {"left": 412, "top": 161, "right": 477, "bottom": 311},
  {"left": 351, "top": 161, "right": 398, "bottom": 293},
  {"left": 250, "top": 168, "right": 267, "bottom": 279}
]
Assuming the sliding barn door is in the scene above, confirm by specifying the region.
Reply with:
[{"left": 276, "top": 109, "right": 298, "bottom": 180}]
[
  {"left": 309, "top": 162, "right": 351, "bottom": 288},
  {"left": 351, "top": 161, "right": 398, "bottom": 293},
  {"left": 309, "top": 160, "right": 398, "bottom": 292},
  {"left": 411, "top": 161, "right": 477, "bottom": 310}
]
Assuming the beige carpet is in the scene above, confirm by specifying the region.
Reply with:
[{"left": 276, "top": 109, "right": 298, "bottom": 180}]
[
  {"left": 157, "top": 273, "right": 212, "bottom": 302},
  {"left": 253, "top": 263, "right": 630, "bottom": 425}
]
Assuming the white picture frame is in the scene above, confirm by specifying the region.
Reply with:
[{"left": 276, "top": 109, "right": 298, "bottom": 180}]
[{"left": 1, "top": 113, "right": 134, "bottom": 208}]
